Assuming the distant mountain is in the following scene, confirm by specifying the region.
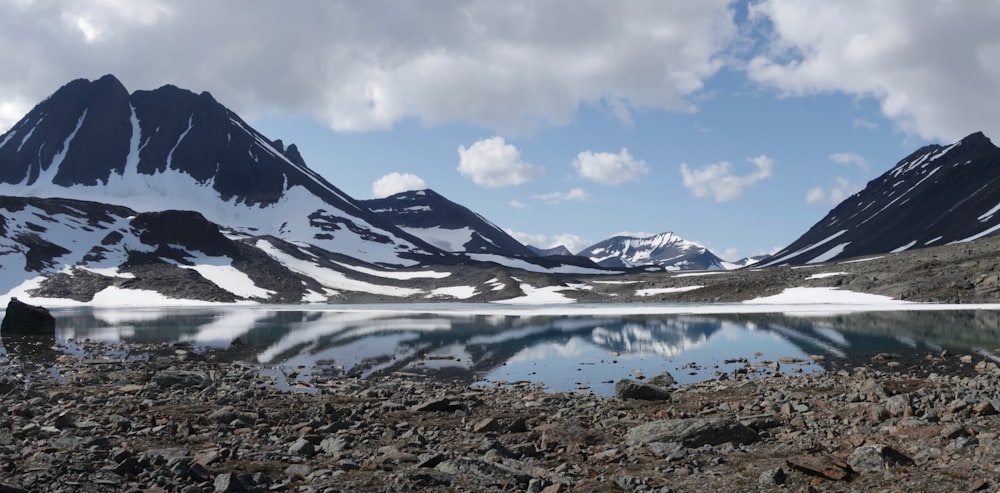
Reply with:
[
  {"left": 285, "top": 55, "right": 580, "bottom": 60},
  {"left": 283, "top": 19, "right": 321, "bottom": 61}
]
[
  {"left": 361, "top": 189, "right": 537, "bottom": 257},
  {"left": 578, "top": 232, "right": 726, "bottom": 271},
  {"left": 722, "top": 255, "right": 769, "bottom": 270},
  {"left": 763, "top": 132, "right": 1000, "bottom": 266},
  {"left": 0, "top": 74, "right": 444, "bottom": 267},
  {"left": 528, "top": 244, "right": 574, "bottom": 257}
]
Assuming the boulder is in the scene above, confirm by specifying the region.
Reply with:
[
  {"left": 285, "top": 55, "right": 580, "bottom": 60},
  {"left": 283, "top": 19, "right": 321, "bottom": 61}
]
[
  {"left": 847, "top": 443, "right": 914, "bottom": 473},
  {"left": 1, "top": 298, "right": 56, "bottom": 335},
  {"left": 614, "top": 379, "right": 671, "bottom": 401}
]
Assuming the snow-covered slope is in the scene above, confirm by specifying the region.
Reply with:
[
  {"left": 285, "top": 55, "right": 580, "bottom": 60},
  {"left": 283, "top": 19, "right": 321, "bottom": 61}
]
[
  {"left": 0, "top": 195, "right": 547, "bottom": 305},
  {"left": 763, "top": 132, "right": 1000, "bottom": 266},
  {"left": 0, "top": 75, "right": 443, "bottom": 267},
  {"left": 578, "top": 232, "right": 727, "bottom": 271},
  {"left": 361, "top": 189, "right": 536, "bottom": 257}
]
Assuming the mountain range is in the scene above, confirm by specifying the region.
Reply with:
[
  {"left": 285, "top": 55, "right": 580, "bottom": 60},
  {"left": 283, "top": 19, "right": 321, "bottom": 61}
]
[{"left": 2, "top": 75, "right": 1000, "bottom": 305}]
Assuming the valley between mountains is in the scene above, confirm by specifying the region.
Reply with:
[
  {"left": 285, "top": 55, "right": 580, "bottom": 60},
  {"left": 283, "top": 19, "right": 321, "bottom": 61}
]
[{"left": 3, "top": 75, "right": 1000, "bottom": 307}]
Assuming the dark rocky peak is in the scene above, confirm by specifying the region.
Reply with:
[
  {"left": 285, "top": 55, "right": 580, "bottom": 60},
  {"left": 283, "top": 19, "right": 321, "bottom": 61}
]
[
  {"left": 0, "top": 74, "right": 132, "bottom": 186},
  {"left": 528, "top": 244, "right": 574, "bottom": 257},
  {"left": 130, "top": 209, "right": 238, "bottom": 259},
  {"left": 764, "top": 131, "right": 1000, "bottom": 266}
]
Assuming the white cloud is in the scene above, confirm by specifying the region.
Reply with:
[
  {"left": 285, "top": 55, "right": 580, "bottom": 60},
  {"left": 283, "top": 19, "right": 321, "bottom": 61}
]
[
  {"left": 806, "top": 153, "right": 869, "bottom": 205},
  {"left": 805, "top": 177, "right": 858, "bottom": 205},
  {"left": 457, "top": 136, "right": 541, "bottom": 187},
  {"left": 0, "top": 1, "right": 736, "bottom": 134},
  {"left": 0, "top": 99, "right": 30, "bottom": 135},
  {"left": 572, "top": 148, "right": 649, "bottom": 185},
  {"left": 371, "top": 172, "right": 427, "bottom": 198},
  {"left": 508, "top": 199, "right": 529, "bottom": 209},
  {"left": 680, "top": 155, "right": 774, "bottom": 202},
  {"left": 829, "top": 152, "right": 867, "bottom": 172},
  {"left": 534, "top": 188, "right": 590, "bottom": 205},
  {"left": 505, "top": 230, "right": 592, "bottom": 254},
  {"left": 748, "top": 0, "right": 1000, "bottom": 141}
]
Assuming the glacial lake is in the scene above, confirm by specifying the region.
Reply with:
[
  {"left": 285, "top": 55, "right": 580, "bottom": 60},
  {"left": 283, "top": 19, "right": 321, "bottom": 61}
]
[{"left": 3, "top": 304, "right": 1000, "bottom": 395}]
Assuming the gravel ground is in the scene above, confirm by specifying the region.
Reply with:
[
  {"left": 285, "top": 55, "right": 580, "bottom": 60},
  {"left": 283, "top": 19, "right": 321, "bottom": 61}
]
[{"left": 0, "top": 341, "right": 999, "bottom": 492}]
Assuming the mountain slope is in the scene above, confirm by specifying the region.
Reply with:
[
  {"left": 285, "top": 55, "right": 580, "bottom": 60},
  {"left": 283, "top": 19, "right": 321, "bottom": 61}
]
[
  {"left": 361, "top": 189, "right": 537, "bottom": 257},
  {"left": 763, "top": 132, "right": 1000, "bottom": 266},
  {"left": 0, "top": 75, "right": 444, "bottom": 267},
  {"left": 578, "top": 232, "right": 726, "bottom": 271},
  {"left": 528, "top": 245, "right": 574, "bottom": 257}
]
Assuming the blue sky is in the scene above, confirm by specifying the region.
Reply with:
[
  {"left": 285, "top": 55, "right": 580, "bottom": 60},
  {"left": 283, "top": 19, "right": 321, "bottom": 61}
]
[{"left": 2, "top": 1, "right": 999, "bottom": 260}]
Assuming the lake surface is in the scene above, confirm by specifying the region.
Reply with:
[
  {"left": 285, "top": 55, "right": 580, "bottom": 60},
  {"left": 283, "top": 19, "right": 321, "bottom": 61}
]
[{"left": 3, "top": 304, "right": 1000, "bottom": 395}]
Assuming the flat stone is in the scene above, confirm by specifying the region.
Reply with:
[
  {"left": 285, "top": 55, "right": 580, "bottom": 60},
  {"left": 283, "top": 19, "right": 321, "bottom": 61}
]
[
  {"left": 626, "top": 418, "right": 759, "bottom": 447},
  {"left": 786, "top": 454, "right": 852, "bottom": 481}
]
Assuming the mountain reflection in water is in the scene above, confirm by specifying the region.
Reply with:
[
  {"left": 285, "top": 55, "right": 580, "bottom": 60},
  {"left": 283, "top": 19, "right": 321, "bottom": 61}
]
[{"left": 3, "top": 306, "right": 1000, "bottom": 395}]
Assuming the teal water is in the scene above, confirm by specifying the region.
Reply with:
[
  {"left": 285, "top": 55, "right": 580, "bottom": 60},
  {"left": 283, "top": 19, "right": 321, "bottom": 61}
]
[{"left": 3, "top": 305, "right": 999, "bottom": 395}]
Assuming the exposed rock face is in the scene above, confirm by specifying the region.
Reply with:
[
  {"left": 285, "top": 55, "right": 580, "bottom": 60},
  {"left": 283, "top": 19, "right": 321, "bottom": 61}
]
[
  {"left": 0, "top": 298, "right": 55, "bottom": 335},
  {"left": 764, "top": 131, "right": 1000, "bottom": 266}
]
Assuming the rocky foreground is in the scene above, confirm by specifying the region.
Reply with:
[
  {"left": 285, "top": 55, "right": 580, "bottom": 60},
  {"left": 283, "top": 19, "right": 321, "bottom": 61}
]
[{"left": 1, "top": 342, "right": 999, "bottom": 492}]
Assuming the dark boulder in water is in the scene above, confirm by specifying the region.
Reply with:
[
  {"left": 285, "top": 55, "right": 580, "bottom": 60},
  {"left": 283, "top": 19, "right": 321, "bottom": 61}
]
[{"left": 1, "top": 298, "right": 56, "bottom": 335}]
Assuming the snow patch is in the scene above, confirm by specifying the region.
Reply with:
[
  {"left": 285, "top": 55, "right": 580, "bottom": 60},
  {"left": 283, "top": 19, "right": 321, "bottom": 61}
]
[
  {"left": 636, "top": 286, "right": 703, "bottom": 297},
  {"left": 804, "top": 272, "right": 846, "bottom": 280},
  {"left": 743, "top": 287, "right": 904, "bottom": 305},
  {"left": 807, "top": 242, "right": 850, "bottom": 264}
]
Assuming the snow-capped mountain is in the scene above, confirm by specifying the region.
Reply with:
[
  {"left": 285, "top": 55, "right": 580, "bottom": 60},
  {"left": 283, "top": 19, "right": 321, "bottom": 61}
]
[
  {"left": 578, "top": 232, "right": 727, "bottom": 271},
  {"left": 361, "top": 189, "right": 536, "bottom": 257},
  {"left": 0, "top": 75, "right": 444, "bottom": 267},
  {"left": 763, "top": 132, "right": 1000, "bottom": 266},
  {"left": 528, "top": 244, "right": 574, "bottom": 257},
  {"left": 0, "top": 75, "right": 616, "bottom": 305}
]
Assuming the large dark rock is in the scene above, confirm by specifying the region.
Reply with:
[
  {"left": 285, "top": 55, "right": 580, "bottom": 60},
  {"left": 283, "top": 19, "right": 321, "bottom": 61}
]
[
  {"left": 614, "top": 378, "right": 672, "bottom": 401},
  {"left": 1, "top": 298, "right": 56, "bottom": 335}
]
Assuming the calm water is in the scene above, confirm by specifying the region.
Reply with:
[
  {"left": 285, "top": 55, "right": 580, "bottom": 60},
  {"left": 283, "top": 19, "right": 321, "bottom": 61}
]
[{"left": 3, "top": 304, "right": 1000, "bottom": 395}]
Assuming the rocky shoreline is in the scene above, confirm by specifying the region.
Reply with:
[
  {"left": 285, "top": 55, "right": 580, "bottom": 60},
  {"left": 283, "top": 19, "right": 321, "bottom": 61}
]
[{"left": 0, "top": 341, "right": 998, "bottom": 492}]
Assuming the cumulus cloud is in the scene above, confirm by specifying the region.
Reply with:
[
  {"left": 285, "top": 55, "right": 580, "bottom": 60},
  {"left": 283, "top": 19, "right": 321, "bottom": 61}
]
[
  {"left": 371, "top": 172, "right": 427, "bottom": 198},
  {"left": 534, "top": 188, "right": 590, "bottom": 205},
  {"left": 805, "top": 152, "right": 868, "bottom": 205},
  {"left": 0, "top": 1, "right": 736, "bottom": 134},
  {"left": 505, "top": 229, "right": 592, "bottom": 254},
  {"left": 680, "top": 155, "right": 774, "bottom": 202},
  {"left": 457, "top": 137, "right": 541, "bottom": 187},
  {"left": 572, "top": 148, "right": 649, "bottom": 185},
  {"left": 829, "top": 152, "right": 868, "bottom": 173},
  {"left": 748, "top": 0, "right": 1000, "bottom": 141},
  {"left": 805, "top": 177, "right": 857, "bottom": 205}
]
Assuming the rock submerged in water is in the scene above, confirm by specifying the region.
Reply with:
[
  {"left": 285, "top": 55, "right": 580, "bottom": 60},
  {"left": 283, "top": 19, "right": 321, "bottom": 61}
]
[{"left": 1, "top": 298, "right": 56, "bottom": 335}]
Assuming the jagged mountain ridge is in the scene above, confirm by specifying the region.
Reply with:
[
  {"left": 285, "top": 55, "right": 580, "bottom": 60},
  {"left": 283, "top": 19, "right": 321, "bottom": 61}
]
[
  {"left": 764, "top": 131, "right": 1000, "bottom": 266},
  {"left": 0, "top": 74, "right": 444, "bottom": 267},
  {"left": 578, "top": 232, "right": 727, "bottom": 271}
]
